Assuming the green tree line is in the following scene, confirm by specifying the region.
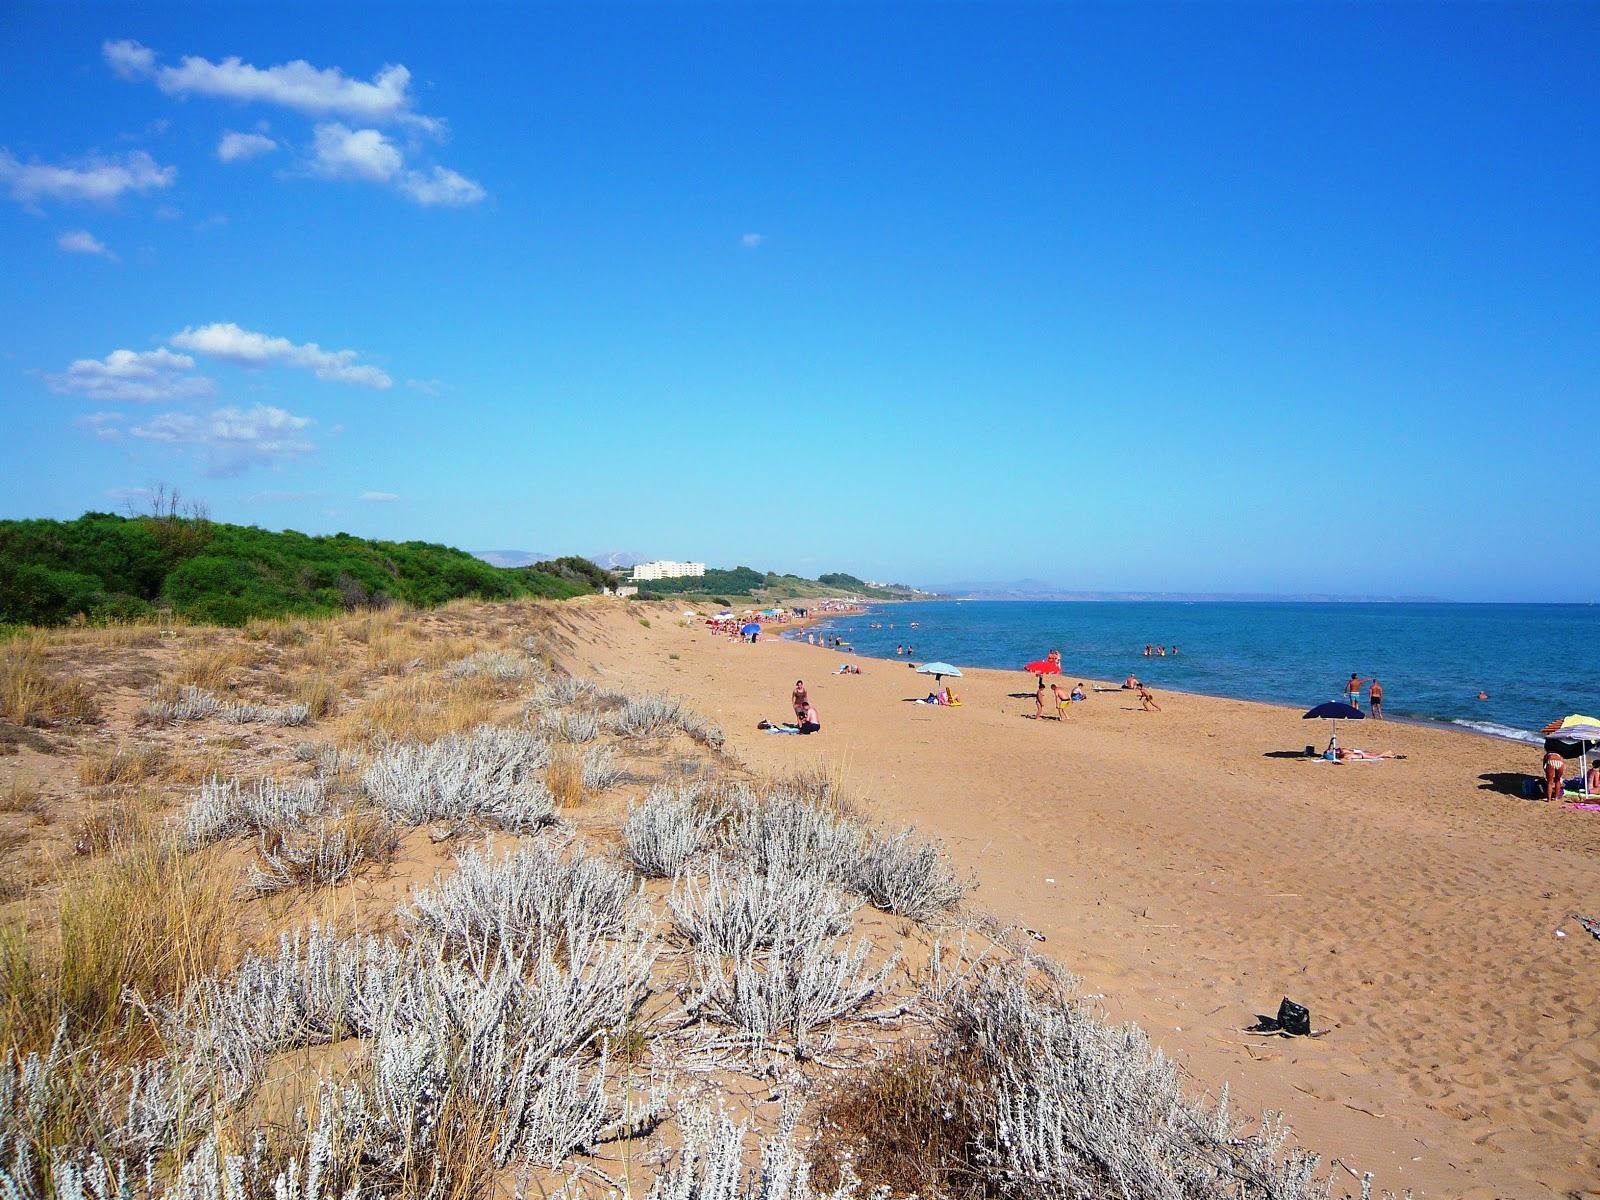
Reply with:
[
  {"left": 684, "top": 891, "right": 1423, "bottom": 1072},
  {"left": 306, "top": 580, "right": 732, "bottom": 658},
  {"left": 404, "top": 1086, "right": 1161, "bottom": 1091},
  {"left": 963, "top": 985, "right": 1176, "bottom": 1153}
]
[{"left": 0, "top": 512, "right": 616, "bottom": 627}]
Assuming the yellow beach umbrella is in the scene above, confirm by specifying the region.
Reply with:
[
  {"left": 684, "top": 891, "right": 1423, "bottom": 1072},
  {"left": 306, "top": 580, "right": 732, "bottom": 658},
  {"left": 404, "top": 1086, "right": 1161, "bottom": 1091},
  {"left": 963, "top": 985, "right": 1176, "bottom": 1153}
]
[{"left": 1541, "top": 714, "right": 1600, "bottom": 734}]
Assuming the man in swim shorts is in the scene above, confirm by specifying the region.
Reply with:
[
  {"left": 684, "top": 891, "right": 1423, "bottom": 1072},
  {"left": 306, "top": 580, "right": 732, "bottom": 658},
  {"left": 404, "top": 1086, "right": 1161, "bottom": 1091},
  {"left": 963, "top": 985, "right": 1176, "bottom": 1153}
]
[{"left": 1369, "top": 679, "right": 1383, "bottom": 719}]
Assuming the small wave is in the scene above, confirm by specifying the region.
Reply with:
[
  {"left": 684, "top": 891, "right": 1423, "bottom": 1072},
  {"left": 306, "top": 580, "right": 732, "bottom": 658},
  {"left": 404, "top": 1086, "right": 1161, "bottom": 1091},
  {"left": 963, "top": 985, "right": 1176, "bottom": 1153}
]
[{"left": 1449, "top": 719, "right": 1541, "bottom": 744}]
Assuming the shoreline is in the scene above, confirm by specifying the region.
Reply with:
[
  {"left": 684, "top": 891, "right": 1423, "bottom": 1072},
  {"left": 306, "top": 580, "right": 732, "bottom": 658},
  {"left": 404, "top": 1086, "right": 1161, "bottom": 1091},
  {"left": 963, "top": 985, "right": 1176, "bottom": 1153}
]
[{"left": 782, "top": 609, "right": 1552, "bottom": 750}]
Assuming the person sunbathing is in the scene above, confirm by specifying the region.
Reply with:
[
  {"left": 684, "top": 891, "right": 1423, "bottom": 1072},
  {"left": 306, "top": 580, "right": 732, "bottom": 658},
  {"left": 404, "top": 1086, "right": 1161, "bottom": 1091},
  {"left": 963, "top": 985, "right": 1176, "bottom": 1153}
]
[
  {"left": 1335, "top": 748, "right": 1406, "bottom": 760},
  {"left": 1123, "top": 674, "right": 1140, "bottom": 689}
]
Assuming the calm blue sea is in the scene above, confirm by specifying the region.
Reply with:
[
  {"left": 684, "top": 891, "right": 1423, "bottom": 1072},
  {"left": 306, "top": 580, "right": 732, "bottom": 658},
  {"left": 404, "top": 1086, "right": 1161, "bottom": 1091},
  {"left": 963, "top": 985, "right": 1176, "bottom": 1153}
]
[{"left": 793, "top": 601, "right": 1600, "bottom": 742}]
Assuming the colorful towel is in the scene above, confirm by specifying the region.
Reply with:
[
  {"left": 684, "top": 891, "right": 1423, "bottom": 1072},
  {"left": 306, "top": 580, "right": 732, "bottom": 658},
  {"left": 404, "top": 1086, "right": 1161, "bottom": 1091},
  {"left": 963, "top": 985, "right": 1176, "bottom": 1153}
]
[{"left": 1564, "top": 801, "right": 1600, "bottom": 812}]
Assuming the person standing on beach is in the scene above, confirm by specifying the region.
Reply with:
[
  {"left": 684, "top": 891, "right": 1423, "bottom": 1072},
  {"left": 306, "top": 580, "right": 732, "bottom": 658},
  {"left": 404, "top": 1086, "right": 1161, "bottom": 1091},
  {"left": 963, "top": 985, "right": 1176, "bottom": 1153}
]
[
  {"left": 1050, "top": 683, "right": 1071, "bottom": 720},
  {"left": 1035, "top": 676, "right": 1047, "bottom": 719},
  {"left": 1369, "top": 679, "right": 1384, "bottom": 719},
  {"left": 1345, "top": 673, "right": 1369, "bottom": 710},
  {"left": 1544, "top": 749, "right": 1567, "bottom": 801},
  {"left": 792, "top": 680, "right": 809, "bottom": 721}
]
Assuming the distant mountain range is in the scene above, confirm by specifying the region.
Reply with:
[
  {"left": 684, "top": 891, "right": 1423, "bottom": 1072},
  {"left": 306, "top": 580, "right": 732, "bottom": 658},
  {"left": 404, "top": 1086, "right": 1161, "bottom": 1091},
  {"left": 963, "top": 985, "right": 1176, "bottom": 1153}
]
[
  {"left": 472, "top": 550, "right": 553, "bottom": 568},
  {"left": 931, "top": 580, "right": 1445, "bottom": 603}
]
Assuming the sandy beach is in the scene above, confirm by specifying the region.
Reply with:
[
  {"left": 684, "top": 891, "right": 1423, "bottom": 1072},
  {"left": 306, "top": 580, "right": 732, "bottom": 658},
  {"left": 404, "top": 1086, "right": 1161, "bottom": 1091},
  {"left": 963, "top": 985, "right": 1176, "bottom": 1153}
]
[{"left": 569, "top": 602, "right": 1600, "bottom": 1200}]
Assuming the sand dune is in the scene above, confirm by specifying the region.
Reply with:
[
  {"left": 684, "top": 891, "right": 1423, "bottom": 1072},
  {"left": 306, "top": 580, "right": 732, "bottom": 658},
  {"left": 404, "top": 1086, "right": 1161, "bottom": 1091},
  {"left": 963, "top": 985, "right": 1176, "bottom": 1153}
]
[{"left": 575, "top": 605, "right": 1600, "bottom": 1199}]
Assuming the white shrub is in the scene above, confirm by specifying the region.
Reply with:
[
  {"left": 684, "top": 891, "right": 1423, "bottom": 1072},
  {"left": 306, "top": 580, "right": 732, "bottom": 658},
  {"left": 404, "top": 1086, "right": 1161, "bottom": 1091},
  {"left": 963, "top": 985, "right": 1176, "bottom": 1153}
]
[
  {"left": 581, "top": 745, "right": 624, "bottom": 792},
  {"left": 447, "top": 648, "right": 531, "bottom": 682},
  {"left": 622, "top": 785, "right": 720, "bottom": 878},
  {"left": 400, "top": 839, "right": 639, "bottom": 957},
  {"left": 138, "top": 685, "right": 220, "bottom": 724},
  {"left": 361, "top": 725, "right": 555, "bottom": 832},
  {"left": 221, "top": 701, "right": 311, "bottom": 727},
  {"left": 685, "top": 929, "right": 897, "bottom": 1061},
  {"left": 543, "top": 709, "right": 600, "bottom": 744},
  {"left": 670, "top": 859, "right": 858, "bottom": 960},
  {"left": 850, "top": 827, "right": 968, "bottom": 921},
  {"left": 181, "top": 776, "right": 326, "bottom": 847},
  {"left": 246, "top": 817, "right": 397, "bottom": 894},
  {"left": 720, "top": 796, "right": 865, "bottom": 886}
]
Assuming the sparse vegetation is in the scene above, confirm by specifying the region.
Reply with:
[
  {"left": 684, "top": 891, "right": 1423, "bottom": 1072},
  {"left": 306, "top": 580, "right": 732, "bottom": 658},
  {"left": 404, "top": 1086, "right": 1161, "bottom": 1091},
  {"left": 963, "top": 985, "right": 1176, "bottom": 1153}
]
[{"left": 0, "top": 641, "right": 100, "bottom": 726}]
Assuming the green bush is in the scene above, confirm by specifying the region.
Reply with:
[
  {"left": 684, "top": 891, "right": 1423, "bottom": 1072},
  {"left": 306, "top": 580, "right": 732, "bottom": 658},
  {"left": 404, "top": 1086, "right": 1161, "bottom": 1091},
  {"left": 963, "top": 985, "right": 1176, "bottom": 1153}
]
[{"left": 0, "top": 513, "right": 609, "bottom": 628}]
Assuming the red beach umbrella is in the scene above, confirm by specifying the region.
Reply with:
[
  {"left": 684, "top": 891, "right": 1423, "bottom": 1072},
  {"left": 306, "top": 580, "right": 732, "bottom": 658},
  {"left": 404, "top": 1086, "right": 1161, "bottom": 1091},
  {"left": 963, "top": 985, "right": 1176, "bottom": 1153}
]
[{"left": 1024, "top": 659, "right": 1060, "bottom": 675}]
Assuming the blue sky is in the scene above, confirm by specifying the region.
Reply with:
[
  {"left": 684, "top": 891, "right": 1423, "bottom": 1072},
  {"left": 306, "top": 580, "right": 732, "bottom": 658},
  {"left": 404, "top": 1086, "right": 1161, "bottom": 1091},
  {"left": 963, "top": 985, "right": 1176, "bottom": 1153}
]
[{"left": 2, "top": 3, "right": 1595, "bottom": 600}]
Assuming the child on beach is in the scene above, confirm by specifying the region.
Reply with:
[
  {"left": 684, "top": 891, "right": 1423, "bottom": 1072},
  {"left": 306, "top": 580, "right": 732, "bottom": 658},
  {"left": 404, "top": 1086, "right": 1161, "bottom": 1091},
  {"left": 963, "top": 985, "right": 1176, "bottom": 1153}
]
[
  {"left": 1137, "top": 684, "right": 1161, "bottom": 712},
  {"left": 1035, "top": 676, "right": 1047, "bottom": 719}
]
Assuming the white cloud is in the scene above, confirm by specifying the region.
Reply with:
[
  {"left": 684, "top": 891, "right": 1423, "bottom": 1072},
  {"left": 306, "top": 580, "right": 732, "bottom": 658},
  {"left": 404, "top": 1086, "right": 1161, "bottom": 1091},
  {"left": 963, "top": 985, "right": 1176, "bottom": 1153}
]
[
  {"left": 57, "top": 229, "right": 117, "bottom": 259},
  {"left": 311, "top": 123, "right": 484, "bottom": 206},
  {"left": 311, "top": 122, "right": 402, "bottom": 182},
  {"left": 0, "top": 148, "right": 175, "bottom": 206},
  {"left": 359, "top": 491, "right": 399, "bottom": 503},
  {"left": 398, "top": 165, "right": 485, "bottom": 207},
  {"left": 405, "top": 378, "right": 449, "bottom": 396},
  {"left": 130, "top": 403, "right": 313, "bottom": 478},
  {"left": 49, "top": 348, "right": 213, "bottom": 403},
  {"left": 74, "top": 412, "right": 127, "bottom": 441},
  {"left": 103, "top": 39, "right": 155, "bottom": 81},
  {"left": 169, "top": 322, "right": 392, "bottom": 389},
  {"left": 740, "top": 232, "right": 764, "bottom": 248},
  {"left": 105, "top": 40, "right": 438, "bottom": 132},
  {"left": 217, "top": 130, "right": 277, "bottom": 163}
]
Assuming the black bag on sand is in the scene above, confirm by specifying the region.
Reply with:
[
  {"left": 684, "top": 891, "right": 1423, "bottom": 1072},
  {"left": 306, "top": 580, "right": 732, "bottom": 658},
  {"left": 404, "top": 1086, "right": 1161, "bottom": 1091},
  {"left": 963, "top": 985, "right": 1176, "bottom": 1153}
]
[{"left": 1247, "top": 997, "right": 1312, "bottom": 1036}]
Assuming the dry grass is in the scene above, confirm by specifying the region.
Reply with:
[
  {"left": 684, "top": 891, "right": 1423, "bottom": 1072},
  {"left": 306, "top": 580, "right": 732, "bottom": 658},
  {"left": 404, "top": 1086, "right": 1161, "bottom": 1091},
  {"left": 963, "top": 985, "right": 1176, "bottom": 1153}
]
[
  {"left": 292, "top": 672, "right": 343, "bottom": 720},
  {"left": 174, "top": 643, "right": 256, "bottom": 691},
  {"left": 545, "top": 746, "right": 586, "bottom": 808},
  {"left": 809, "top": 1040, "right": 990, "bottom": 1198},
  {"left": 0, "top": 641, "right": 101, "bottom": 726},
  {"left": 1, "top": 776, "right": 44, "bottom": 814},
  {"left": 336, "top": 675, "right": 504, "bottom": 747},
  {"left": 78, "top": 742, "right": 170, "bottom": 788},
  {"left": 74, "top": 788, "right": 159, "bottom": 855},
  {"left": 0, "top": 839, "right": 242, "bottom": 1055}
]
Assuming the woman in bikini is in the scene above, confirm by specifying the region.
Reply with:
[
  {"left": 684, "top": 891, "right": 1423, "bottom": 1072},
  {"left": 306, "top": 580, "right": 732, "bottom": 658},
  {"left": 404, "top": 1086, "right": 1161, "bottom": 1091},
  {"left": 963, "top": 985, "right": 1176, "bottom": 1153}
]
[
  {"left": 1544, "top": 750, "right": 1567, "bottom": 801},
  {"left": 791, "top": 680, "right": 809, "bottom": 721}
]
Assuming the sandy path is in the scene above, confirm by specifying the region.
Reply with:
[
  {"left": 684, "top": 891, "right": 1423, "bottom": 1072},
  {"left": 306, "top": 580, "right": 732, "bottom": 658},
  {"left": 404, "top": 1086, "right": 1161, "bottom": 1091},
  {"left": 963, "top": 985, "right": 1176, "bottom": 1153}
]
[{"left": 567, "top": 605, "right": 1600, "bottom": 1199}]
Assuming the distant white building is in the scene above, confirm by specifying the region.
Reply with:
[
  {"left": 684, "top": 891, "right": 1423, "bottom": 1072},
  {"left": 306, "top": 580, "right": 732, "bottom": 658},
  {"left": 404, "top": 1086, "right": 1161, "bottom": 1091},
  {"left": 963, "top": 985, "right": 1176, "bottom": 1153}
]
[{"left": 631, "top": 560, "right": 706, "bottom": 582}]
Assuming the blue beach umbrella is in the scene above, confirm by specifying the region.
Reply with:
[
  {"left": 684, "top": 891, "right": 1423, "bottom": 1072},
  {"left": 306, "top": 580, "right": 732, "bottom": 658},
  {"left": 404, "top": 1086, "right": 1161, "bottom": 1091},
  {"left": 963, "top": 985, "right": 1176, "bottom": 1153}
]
[
  {"left": 1303, "top": 701, "right": 1363, "bottom": 745},
  {"left": 740, "top": 622, "right": 761, "bottom": 636},
  {"left": 916, "top": 662, "right": 962, "bottom": 682}
]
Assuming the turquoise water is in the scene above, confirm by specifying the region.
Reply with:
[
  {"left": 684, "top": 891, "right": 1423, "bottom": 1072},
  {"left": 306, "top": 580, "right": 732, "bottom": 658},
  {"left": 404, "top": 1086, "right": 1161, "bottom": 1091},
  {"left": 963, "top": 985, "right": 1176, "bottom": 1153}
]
[{"left": 794, "top": 601, "right": 1600, "bottom": 742}]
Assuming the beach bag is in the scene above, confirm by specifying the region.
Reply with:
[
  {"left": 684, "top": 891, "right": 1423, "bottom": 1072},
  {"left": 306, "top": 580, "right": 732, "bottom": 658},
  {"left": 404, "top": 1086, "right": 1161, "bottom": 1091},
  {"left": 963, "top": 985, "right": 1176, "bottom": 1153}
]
[{"left": 1247, "top": 996, "right": 1312, "bottom": 1037}]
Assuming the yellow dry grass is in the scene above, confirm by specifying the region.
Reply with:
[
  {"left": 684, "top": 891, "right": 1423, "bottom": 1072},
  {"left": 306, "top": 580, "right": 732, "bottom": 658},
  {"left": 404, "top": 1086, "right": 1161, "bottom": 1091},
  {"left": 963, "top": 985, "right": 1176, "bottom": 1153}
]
[
  {"left": 0, "top": 839, "right": 241, "bottom": 1055},
  {"left": 0, "top": 641, "right": 101, "bottom": 726},
  {"left": 174, "top": 642, "right": 256, "bottom": 691},
  {"left": 78, "top": 742, "right": 170, "bottom": 788},
  {"left": 546, "top": 746, "right": 585, "bottom": 808}
]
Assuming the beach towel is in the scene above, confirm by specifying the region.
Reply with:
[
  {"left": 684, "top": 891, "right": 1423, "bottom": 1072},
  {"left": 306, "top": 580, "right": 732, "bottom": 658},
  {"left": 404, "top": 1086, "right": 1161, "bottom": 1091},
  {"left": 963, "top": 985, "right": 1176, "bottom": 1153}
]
[
  {"left": 1565, "top": 801, "right": 1600, "bottom": 812},
  {"left": 763, "top": 725, "right": 801, "bottom": 735}
]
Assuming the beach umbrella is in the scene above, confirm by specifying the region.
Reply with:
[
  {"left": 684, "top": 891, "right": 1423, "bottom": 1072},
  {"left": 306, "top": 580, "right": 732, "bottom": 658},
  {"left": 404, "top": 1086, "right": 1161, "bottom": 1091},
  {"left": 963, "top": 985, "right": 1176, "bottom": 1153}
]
[
  {"left": 740, "top": 622, "right": 761, "bottom": 636},
  {"left": 1024, "top": 659, "right": 1061, "bottom": 676},
  {"left": 1541, "top": 715, "right": 1600, "bottom": 798},
  {"left": 916, "top": 662, "right": 962, "bottom": 683},
  {"left": 1303, "top": 701, "right": 1363, "bottom": 746}
]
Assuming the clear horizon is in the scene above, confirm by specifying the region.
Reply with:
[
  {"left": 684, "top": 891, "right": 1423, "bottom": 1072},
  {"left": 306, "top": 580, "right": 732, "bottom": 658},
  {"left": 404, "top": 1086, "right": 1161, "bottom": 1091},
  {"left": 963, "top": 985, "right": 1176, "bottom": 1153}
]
[{"left": 3, "top": 4, "right": 1596, "bottom": 603}]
